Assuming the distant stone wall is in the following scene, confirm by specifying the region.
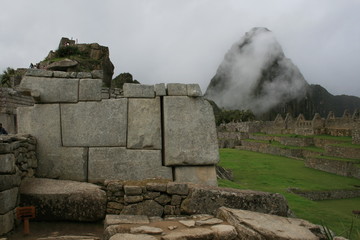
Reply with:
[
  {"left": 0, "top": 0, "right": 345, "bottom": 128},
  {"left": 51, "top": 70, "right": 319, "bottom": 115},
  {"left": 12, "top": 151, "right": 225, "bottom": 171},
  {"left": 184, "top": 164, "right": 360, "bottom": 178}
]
[
  {"left": 353, "top": 124, "right": 360, "bottom": 144},
  {"left": 105, "top": 180, "right": 289, "bottom": 217},
  {"left": 218, "top": 111, "right": 360, "bottom": 146},
  {"left": 289, "top": 188, "right": 360, "bottom": 201},
  {"left": 0, "top": 88, "right": 34, "bottom": 133},
  {"left": 0, "top": 134, "right": 37, "bottom": 236},
  {"left": 325, "top": 145, "right": 360, "bottom": 160},
  {"left": 17, "top": 70, "right": 219, "bottom": 186},
  {"left": 305, "top": 157, "right": 360, "bottom": 179}
]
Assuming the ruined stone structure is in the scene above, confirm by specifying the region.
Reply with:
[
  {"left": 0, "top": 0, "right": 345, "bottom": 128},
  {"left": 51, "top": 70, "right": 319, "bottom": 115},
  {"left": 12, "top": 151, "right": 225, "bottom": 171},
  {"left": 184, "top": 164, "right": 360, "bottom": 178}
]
[
  {"left": 0, "top": 88, "right": 34, "bottom": 134},
  {"left": 0, "top": 135, "right": 38, "bottom": 235},
  {"left": 17, "top": 70, "right": 219, "bottom": 185},
  {"left": 218, "top": 111, "right": 360, "bottom": 148}
]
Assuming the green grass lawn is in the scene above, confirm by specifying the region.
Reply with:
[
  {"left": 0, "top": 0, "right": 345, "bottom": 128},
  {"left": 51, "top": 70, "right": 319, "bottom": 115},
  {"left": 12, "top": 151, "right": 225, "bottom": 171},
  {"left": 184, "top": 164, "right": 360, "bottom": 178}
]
[{"left": 218, "top": 148, "right": 360, "bottom": 239}]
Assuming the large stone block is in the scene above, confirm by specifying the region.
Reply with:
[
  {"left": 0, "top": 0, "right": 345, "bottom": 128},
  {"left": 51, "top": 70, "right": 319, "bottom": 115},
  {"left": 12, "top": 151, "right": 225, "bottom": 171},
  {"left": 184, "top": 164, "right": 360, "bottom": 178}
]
[
  {"left": 127, "top": 98, "right": 161, "bottom": 149},
  {"left": 61, "top": 99, "right": 127, "bottom": 147},
  {"left": 167, "top": 83, "right": 187, "bottom": 96},
  {"left": 0, "top": 187, "right": 18, "bottom": 214},
  {"left": 20, "top": 178, "right": 106, "bottom": 221},
  {"left": 163, "top": 96, "right": 219, "bottom": 166},
  {"left": 79, "top": 78, "right": 103, "bottom": 101},
  {"left": 88, "top": 148, "right": 172, "bottom": 183},
  {"left": 123, "top": 84, "right": 155, "bottom": 98},
  {"left": 17, "top": 104, "right": 87, "bottom": 181},
  {"left": 0, "top": 210, "right": 14, "bottom": 235},
  {"left": 0, "top": 154, "right": 15, "bottom": 174},
  {"left": 0, "top": 175, "right": 21, "bottom": 191},
  {"left": 174, "top": 166, "right": 217, "bottom": 186},
  {"left": 20, "top": 76, "right": 79, "bottom": 103}
]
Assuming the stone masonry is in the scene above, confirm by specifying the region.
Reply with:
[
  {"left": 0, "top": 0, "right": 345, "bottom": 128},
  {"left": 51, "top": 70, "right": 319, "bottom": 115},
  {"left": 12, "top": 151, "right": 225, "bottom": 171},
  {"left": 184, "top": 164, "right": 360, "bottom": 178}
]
[
  {"left": 17, "top": 70, "right": 219, "bottom": 185},
  {"left": 0, "top": 134, "right": 38, "bottom": 235}
]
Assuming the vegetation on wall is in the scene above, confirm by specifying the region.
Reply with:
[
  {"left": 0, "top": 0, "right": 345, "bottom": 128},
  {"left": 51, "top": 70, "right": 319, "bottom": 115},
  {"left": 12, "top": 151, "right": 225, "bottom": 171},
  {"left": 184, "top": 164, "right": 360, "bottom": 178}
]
[
  {"left": 112, "top": 72, "right": 140, "bottom": 89},
  {"left": 0, "top": 67, "right": 18, "bottom": 87}
]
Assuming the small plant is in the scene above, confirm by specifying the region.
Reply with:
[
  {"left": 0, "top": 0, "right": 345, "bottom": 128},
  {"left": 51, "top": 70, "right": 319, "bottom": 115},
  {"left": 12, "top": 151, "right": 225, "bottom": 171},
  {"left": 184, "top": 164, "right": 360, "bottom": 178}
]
[
  {"left": 56, "top": 46, "right": 81, "bottom": 58},
  {"left": 321, "top": 224, "right": 335, "bottom": 240}
]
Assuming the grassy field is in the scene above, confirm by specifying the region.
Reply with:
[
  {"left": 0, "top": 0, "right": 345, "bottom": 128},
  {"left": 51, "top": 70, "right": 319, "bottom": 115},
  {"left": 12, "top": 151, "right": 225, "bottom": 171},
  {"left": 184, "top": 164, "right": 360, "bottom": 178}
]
[{"left": 218, "top": 148, "right": 360, "bottom": 239}]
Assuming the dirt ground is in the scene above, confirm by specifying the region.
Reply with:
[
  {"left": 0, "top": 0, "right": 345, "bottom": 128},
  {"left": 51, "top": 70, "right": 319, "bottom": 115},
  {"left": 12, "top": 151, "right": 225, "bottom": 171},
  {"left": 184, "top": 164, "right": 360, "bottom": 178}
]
[{"left": 7, "top": 221, "right": 104, "bottom": 240}]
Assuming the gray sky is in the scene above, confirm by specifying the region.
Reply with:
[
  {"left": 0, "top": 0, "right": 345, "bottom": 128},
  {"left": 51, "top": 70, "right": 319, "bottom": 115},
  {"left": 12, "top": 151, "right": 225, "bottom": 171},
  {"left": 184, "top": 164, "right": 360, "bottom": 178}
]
[{"left": 1, "top": 0, "right": 359, "bottom": 97}]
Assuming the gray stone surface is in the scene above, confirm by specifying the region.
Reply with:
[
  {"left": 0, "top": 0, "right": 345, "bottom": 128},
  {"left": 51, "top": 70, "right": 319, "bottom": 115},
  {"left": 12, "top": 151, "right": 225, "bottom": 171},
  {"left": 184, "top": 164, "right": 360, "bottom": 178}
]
[
  {"left": 79, "top": 78, "right": 103, "bottom": 101},
  {"left": 0, "top": 187, "right": 18, "bottom": 214},
  {"left": 88, "top": 148, "right": 172, "bottom": 183},
  {"left": 146, "top": 182, "right": 168, "bottom": 192},
  {"left": 217, "top": 207, "right": 324, "bottom": 240},
  {"left": 127, "top": 98, "right": 161, "bottom": 149},
  {"left": 181, "top": 185, "right": 289, "bottom": 216},
  {"left": 0, "top": 154, "right": 15, "bottom": 174},
  {"left": 124, "top": 186, "right": 143, "bottom": 196},
  {"left": 104, "top": 214, "right": 150, "bottom": 228},
  {"left": 163, "top": 96, "right": 219, "bottom": 166},
  {"left": 187, "top": 84, "right": 202, "bottom": 97},
  {"left": 0, "top": 175, "right": 21, "bottom": 191},
  {"left": 167, "top": 83, "right": 187, "bottom": 96},
  {"left": 47, "top": 59, "right": 78, "bottom": 71},
  {"left": 25, "top": 69, "right": 53, "bottom": 77},
  {"left": 162, "top": 228, "right": 214, "bottom": 240},
  {"left": 167, "top": 182, "right": 189, "bottom": 195},
  {"left": 174, "top": 166, "right": 218, "bottom": 186},
  {"left": 110, "top": 234, "right": 157, "bottom": 240},
  {"left": 154, "top": 83, "right": 166, "bottom": 96},
  {"left": 20, "top": 178, "right": 106, "bottom": 221},
  {"left": 130, "top": 226, "right": 163, "bottom": 234},
  {"left": 210, "top": 225, "right": 237, "bottom": 240},
  {"left": 77, "top": 72, "right": 92, "bottom": 79},
  {"left": 20, "top": 76, "right": 79, "bottom": 103},
  {"left": 195, "top": 217, "right": 223, "bottom": 226},
  {"left": 61, "top": 99, "right": 127, "bottom": 147},
  {"left": 0, "top": 210, "right": 14, "bottom": 235},
  {"left": 17, "top": 104, "right": 87, "bottom": 181},
  {"left": 53, "top": 71, "right": 71, "bottom": 78},
  {"left": 91, "top": 70, "right": 103, "bottom": 79},
  {"left": 121, "top": 200, "right": 164, "bottom": 216},
  {"left": 123, "top": 84, "right": 155, "bottom": 98}
]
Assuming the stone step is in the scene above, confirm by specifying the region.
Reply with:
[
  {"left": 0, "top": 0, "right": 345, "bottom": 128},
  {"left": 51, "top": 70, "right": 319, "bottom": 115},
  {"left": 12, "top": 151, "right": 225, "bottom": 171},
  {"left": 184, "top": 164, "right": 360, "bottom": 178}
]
[{"left": 19, "top": 178, "right": 107, "bottom": 221}]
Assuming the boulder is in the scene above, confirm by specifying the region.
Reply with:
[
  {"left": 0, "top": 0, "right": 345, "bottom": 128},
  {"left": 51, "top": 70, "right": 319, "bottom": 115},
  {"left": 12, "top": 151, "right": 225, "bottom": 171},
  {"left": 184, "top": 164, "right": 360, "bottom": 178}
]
[
  {"left": 217, "top": 207, "right": 324, "bottom": 240},
  {"left": 121, "top": 200, "right": 164, "bottom": 217},
  {"left": 46, "top": 58, "right": 78, "bottom": 70},
  {"left": 0, "top": 187, "right": 18, "bottom": 214},
  {"left": 0, "top": 210, "right": 14, "bottom": 235},
  {"left": 174, "top": 166, "right": 217, "bottom": 186},
  {"left": 19, "top": 178, "right": 106, "bottom": 221},
  {"left": 210, "top": 224, "right": 238, "bottom": 240},
  {"left": 181, "top": 185, "right": 289, "bottom": 216},
  {"left": 109, "top": 233, "right": 157, "bottom": 240}
]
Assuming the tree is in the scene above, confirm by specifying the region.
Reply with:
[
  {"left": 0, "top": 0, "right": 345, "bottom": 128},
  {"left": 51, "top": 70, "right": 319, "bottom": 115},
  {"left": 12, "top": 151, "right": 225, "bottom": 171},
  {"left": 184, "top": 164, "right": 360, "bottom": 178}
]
[{"left": 0, "top": 67, "right": 16, "bottom": 87}]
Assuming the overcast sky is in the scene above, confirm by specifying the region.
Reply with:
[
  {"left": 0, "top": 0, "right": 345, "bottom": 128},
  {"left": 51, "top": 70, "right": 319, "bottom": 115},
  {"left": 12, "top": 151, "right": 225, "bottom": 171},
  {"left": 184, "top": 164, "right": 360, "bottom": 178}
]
[{"left": 1, "top": 0, "right": 359, "bottom": 97}]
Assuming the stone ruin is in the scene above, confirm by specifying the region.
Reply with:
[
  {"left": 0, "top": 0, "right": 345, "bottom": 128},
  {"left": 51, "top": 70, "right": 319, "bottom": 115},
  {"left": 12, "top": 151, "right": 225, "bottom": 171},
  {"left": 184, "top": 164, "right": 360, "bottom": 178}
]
[
  {"left": 16, "top": 69, "right": 219, "bottom": 185},
  {"left": 0, "top": 69, "right": 336, "bottom": 239}
]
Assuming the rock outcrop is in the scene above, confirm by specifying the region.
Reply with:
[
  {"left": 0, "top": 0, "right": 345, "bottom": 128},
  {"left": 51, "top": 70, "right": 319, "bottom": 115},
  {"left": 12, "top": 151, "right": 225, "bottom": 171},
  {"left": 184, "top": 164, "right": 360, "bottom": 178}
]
[
  {"left": 39, "top": 37, "right": 114, "bottom": 87},
  {"left": 217, "top": 207, "right": 325, "bottom": 240}
]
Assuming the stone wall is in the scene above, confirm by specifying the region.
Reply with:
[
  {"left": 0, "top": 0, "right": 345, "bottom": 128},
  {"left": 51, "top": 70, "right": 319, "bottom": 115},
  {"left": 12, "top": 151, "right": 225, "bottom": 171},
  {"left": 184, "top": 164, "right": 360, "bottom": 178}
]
[
  {"left": 17, "top": 71, "right": 219, "bottom": 186},
  {"left": 324, "top": 145, "right": 360, "bottom": 160},
  {"left": 305, "top": 157, "right": 360, "bottom": 179},
  {"left": 289, "top": 188, "right": 360, "bottom": 201},
  {"left": 0, "top": 88, "right": 34, "bottom": 134},
  {"left": 353, "top": 124, "right": 360, "bottom": 144},
  {"left": 105, "top": 180, "right": 289, "bottom": 217},
  {"left": 0, "top": 134, "right": 37, "bottom": 236}
]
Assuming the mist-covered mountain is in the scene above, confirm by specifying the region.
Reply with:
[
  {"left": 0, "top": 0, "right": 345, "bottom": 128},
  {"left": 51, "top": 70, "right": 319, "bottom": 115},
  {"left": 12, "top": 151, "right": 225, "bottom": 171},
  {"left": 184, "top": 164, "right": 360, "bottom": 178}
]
[{"left": 205, "top": 27, "right": 360, "bottom": 120}]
